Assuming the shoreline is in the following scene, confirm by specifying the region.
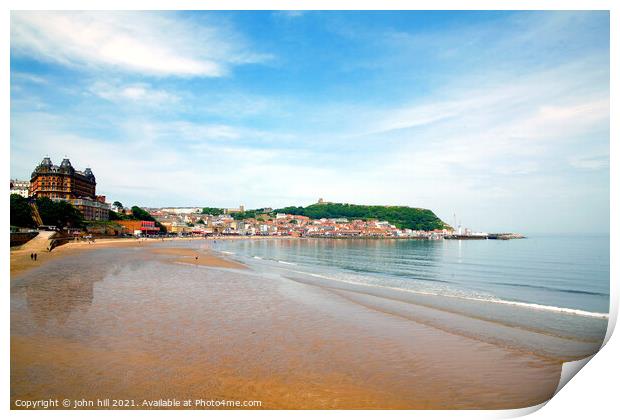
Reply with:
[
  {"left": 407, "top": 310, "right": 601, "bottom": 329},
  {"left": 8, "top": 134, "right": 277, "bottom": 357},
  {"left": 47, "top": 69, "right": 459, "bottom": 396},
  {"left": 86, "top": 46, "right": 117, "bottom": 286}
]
[
  {"left": 10, "top": 236, "right": 249, "bottom": 277},
  {"left": 227, "top": 255, "right": 606, "bottom": 363},
  {"left": 10, "top": 234, "right": 415, "bottom": 277}
]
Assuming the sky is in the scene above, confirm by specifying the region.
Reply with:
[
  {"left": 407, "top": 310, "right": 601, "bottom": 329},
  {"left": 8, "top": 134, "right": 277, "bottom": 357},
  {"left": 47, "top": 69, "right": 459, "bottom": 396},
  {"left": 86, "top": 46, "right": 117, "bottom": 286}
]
[{"left": 10, "top": 11, "right": 609, "bottom": 234}]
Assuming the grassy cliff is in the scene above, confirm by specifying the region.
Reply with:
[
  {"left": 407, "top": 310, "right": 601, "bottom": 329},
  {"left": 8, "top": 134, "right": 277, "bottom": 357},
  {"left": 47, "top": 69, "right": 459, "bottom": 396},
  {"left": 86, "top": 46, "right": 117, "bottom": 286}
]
[{"left": 273, "top": 203, "right": 449, "bottom": 231}]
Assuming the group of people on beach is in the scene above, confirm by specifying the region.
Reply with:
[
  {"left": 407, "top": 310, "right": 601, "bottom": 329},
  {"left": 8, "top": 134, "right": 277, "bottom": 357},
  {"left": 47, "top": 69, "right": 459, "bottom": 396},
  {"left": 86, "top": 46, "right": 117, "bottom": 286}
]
[{"left": 29, "top": 253, "right": 38, "bottom": 261}]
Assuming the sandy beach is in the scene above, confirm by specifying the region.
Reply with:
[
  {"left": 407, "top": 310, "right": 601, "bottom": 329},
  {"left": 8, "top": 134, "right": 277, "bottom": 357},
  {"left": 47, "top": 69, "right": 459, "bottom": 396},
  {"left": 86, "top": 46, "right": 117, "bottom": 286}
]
[
  {"left": 10, "top": 238, "right": 565, "bottom": 409},
  {"left": 10, "top": 236, "right": 251, "bottom": 277},
  {"left": 150, "top": 247, "right": 247, "bottom": 270}
]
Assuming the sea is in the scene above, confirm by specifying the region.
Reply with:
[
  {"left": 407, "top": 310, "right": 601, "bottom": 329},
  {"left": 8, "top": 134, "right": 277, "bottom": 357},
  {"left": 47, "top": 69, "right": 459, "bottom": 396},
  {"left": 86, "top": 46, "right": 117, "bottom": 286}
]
[{"left": 211, "top": 234, "right": 610, "bottom": 357}]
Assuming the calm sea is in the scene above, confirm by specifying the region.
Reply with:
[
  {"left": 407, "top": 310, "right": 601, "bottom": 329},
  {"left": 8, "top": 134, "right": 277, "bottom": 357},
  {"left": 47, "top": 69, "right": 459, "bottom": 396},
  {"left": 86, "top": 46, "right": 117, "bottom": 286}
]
[{"left": 212, "top": 234, "right": 610, "bottom": 348}]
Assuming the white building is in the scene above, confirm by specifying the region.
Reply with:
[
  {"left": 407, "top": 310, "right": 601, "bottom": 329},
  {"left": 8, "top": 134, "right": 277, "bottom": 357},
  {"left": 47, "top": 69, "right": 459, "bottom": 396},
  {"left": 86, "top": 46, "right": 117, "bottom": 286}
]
[
  {"left": 10, "top": 179, "right": 29, "bottom": 198},
  {"left": 160, "top": 207, "right": 202, "bottom": 214}
]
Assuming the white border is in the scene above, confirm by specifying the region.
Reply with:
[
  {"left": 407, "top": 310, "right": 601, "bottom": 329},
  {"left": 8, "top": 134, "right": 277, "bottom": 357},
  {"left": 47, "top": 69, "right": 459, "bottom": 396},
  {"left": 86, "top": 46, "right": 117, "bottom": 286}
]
[
  {"left": 3, "top": 0, "right": 617, "bottom": 11},
  {"left": 4, "top": 1, "right": 617, "bottom": 419}
]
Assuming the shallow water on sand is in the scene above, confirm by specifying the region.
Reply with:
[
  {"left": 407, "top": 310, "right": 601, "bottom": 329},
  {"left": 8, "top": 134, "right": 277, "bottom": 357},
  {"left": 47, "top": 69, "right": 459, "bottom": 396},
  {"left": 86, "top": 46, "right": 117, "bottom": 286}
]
[
  {"left": 12, "top": 245, "right": 565, "bottom": 409},
  {"left": 212, "top": 236, "right": 609, "bottom": 347}
]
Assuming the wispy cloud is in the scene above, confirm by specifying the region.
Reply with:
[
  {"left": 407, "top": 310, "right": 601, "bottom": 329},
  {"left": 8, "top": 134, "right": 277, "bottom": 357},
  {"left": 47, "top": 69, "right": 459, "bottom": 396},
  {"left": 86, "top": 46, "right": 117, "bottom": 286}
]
[
  {"left": 11, "top": 11, "right": 270, "bottom": 77},
  {"left": 274, "top": 11, "right": 306, "bottom": 19},
  {"left": 365, "top": 61, "right": 609, "bottom": 183},
  {"left": 88, "top": 81, "right": 180, "bottom": 105},
  {"left": 568, "top": 155, "right": 609, "bottom": 171},
  {"left": 11, "top": 71, "right": 48, "bottom": 85},
  {"left": 10, "top": 111, "right": 333, "bottom": 206}
]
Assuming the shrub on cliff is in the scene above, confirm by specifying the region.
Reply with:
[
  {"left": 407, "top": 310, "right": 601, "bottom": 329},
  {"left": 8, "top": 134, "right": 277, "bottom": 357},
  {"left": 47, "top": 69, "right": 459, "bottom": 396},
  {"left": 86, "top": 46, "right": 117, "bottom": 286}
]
[{"left": 10, "top": 194, "right": 34, "bottom": 228}]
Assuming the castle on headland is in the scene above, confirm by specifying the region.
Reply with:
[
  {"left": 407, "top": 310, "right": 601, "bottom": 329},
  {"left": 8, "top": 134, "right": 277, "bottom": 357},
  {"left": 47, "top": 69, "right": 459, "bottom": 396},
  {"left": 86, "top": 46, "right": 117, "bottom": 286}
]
[{"left": 28, "top": 157, "right": 110, "bottom": 221}]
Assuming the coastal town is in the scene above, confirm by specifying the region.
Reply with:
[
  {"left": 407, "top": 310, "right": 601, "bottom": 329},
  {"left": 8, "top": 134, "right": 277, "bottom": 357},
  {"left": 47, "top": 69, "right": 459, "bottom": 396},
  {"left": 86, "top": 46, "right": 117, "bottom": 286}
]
[
  {"left": 142, "top": 206, "right": 452, "bottom": 239},
  {"left": 11, "top": 157, "right": 522, "bottom": 244}
]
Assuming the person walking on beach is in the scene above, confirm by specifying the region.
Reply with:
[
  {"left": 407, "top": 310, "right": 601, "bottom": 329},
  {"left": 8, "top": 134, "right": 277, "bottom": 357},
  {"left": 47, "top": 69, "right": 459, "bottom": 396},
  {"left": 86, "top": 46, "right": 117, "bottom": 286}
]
[
  {"left": 30, "top": 253, "right": 34, "bottom": 260},
  {"left": 33, "top": 253, "right": 37, "bottom": 261}
]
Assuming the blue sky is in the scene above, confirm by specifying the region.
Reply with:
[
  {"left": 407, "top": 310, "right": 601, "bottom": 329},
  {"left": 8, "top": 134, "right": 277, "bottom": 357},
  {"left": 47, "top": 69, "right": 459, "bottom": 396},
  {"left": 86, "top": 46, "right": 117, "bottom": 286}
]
[{"left": 10, "top": 11, "right": 609, "bottom": 233}]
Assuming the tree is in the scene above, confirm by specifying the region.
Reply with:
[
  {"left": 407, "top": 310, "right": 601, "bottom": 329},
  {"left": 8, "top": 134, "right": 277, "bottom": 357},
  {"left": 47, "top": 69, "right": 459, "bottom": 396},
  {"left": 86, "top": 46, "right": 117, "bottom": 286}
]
[
  {"left": 10, "top": 194, "right": 34, "bottom": 228},
  {"left": 36, "top": 197, "right": 84, "bottom": 228},
  {"left": 232, "top": 210, "right": 257, "bottom": 220},
  {"left": 108, "top": 210, "right": 123, "bottom": 220},
  {"left": 272, "top": 202, "right": 449, "bottom": 231},
  {"left": 130, "top": 206, "right": 155, "bottom": 221},
  {"left": 12, "top": 195, "right": 85, "bottom": 229},
  {"left": 196, "top": 219, "right": 205, "bottom": 224},
  {"left": 201, "top": 207, "right": 224, "bottom": 216},
  {"left": 113, "top": 201, "right": 124, "bottom": 210},
  {"left": 130, "top": 206, "right": 167, "bottom": 234}
]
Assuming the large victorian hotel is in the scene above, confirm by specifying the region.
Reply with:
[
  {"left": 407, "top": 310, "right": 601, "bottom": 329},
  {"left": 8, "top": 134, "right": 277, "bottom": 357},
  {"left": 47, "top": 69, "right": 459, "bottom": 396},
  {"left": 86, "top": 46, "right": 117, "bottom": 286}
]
[{"left": 29, "top": 157, "right": 110, "bottom": 221}]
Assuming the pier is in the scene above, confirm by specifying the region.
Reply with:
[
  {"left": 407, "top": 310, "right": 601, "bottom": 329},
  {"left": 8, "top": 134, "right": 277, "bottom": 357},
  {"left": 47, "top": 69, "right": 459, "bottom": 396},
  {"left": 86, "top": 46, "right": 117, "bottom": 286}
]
[{"left": 444, "top": 233, "right": 525, "bottom": 240}]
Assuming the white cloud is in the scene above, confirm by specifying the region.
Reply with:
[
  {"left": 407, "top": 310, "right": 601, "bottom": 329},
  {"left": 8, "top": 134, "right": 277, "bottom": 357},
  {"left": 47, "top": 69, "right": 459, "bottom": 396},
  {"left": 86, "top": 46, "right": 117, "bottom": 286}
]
[
  {"left": 194, "top": 92, "right": 289, "bottom": 119},
  {"left": 9, "top": 111, "right": 335, "bottom": 207},
  {"left": 274, "top": 11, "right": 305, "bottom": 19},
  {"left": 154, "top": 121, "right": 242, "bottom": 141},
  {"left": 11, "top": 72, "right": 48, "bottom": 85},
  {"left": 145, "top": 120, "right": 296, "bottom": 144},
  {"left": 568, "top": 155, "right": 609, "bottom": 170},
  {"left": 537, "top": 100, "right": 609, "bottom": 124},
  {"left": 89, "top": 81, "right": 179, "bottom": 105},
  {"left": 11, "top": 11, "right": 269, "bottom": 77}
]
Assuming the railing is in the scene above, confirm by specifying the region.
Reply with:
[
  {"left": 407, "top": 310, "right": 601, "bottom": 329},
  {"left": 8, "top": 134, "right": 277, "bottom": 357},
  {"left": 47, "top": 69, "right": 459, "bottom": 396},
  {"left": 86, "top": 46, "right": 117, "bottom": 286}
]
[{"left": 29, "top": 202, "right": 43, "bottom": 226}]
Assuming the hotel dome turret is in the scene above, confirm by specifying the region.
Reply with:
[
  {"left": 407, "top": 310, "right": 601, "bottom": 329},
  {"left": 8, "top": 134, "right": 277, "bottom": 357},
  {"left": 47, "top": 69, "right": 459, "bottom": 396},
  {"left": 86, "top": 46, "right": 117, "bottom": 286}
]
[{"left": 59, "top": 157, "right": 75, "bottom": 175}]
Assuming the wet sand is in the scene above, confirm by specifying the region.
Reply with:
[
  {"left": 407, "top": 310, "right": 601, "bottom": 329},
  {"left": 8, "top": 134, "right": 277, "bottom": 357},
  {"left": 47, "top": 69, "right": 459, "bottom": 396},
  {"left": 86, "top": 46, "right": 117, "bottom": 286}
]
[
  {"left": 10, "top": 236, "right": 241, "bottom": 277},
  {"left": 11, "top": 241, "right": 563, "bottom": 409},
  {"left": 150, "top": 247, "right": 247, "bottom": 270}
]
